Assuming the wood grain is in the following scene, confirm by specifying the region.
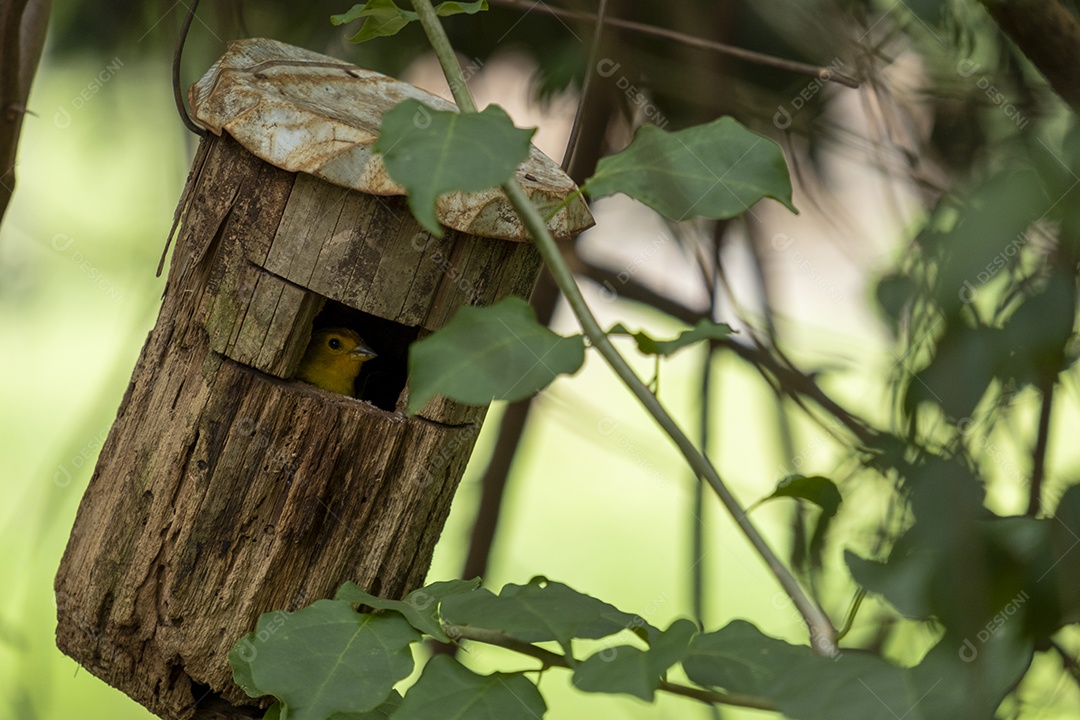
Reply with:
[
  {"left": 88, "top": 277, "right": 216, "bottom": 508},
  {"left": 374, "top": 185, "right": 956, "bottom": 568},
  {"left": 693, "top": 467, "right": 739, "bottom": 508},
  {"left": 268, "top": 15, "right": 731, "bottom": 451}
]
[{"left": 55, "top": 133, "right": 539, "bottom": 719}]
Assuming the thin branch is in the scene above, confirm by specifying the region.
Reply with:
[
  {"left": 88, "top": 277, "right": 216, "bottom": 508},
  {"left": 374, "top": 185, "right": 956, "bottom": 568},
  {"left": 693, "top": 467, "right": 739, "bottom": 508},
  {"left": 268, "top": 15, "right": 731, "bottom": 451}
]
[
  {"left": 505, "top": 182, "right": 839, "bottom": 654},
  {"left": 560, "top": 0, "right": 608, "bottom": 169},
  {"left": 414, "top": 0, "right": 838, "bottom": 657},
  {"left": 1027, "top": 378, "right": 1055, "bottom": 516},
  {"left": 570, "top": 256, "right": 882, "bottom": 449},
  {"left": 488, "top": 0, "right": 860, "bottom": 89},
  {"left": 444, "top": 624, "right": 777, "bottom": 711}
]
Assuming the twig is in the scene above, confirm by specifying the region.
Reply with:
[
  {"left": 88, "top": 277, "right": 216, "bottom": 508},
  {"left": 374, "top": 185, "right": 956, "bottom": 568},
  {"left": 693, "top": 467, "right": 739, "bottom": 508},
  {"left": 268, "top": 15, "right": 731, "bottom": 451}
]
[
  {"left": 443, "top": 624, "right": 777, "bottom": 711},
  {"left": 488, "top": 0, "right": 860, "bottom": 89},
  {"left": 834, "top": 588, "right": 866, "bottom": 641},
  {"left": 1027, "top": 378, "right": 1055, "bottom": 516}
]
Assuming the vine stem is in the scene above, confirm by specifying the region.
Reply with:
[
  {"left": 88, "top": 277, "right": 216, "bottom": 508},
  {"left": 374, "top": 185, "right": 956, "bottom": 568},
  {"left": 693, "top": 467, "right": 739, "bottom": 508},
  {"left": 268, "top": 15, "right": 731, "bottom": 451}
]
[
  {"left": 409, "top": 0, "right": 838, "bottom": 656},
  {"left": 442, "top": 624, "right": 777, "bottom": 711}
]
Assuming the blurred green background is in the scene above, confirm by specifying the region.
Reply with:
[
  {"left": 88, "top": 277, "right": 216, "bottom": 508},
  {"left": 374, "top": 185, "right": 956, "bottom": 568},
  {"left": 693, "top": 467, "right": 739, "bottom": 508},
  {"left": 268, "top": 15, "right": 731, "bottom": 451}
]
[
  {"left": 5, "top": 2, "right": 1080, "bottom": 718},
  {"left": 0, "top": 54, "right": 842, "bottom": 719},
  {"left": 0, "top": 51, "right": 801, "bottom": 720}
]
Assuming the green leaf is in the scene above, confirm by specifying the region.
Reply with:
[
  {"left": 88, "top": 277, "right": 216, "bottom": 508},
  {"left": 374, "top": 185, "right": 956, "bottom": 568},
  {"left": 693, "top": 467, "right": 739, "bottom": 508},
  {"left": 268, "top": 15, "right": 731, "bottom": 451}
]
[
  {"left": 683, "top": 620, "right": 1030, "bottom": 720},
  {"left": 440, "top": 578, "right": 651, "bottom": 662},
  {"left": 334, "top": 579, "right": 481, "bottom": 642},
  {"left": 682, "top": 620, "right": 810, "bottom": 696},
  {"left": 909, "top": 628, "right": 1032, "bottom": 720},
  {"left": 582, "top": 116, "right": 796, "bottom": 221},
  {"left": 875, "top": 273, "right": 916, "bottom": 333},
  {"left": 850, "top": 491, "right": 1080, "bottom": 644},
  {"left": 394, "top": 655, "right": 546, "bottom": 719},
  {"left": 332, "top": 0, "right": 487, "bottom": 42},
  {"left": 845, "top": 541, "right": 938, "bottom": 620},
  {"left": 375, "top": 100, "right": 534, "bottom": 235},
  {"left": 329, "top": 690, "right": 402, "bottom": 719},
  {"left": 227, "top": 600, "right": 420, "bottom": 720},
  {"left": 407, "top": 297, "right": 585, "bottom": 413},
  {"left": 573, "top": 618, "right": 697, "bottom": 700},
  {"left": 999, "top": 270, "right": 1078, "bottom": 385},
  {"left": 430, "top": 1, "right": 488, "bottom": 15},
  {"left": 331, "top": 0, "right": 410, "bottom": 41},
  {"left": 928, "top": 167, "right": 1048, "bottom": 312},
  {"left": 608, "top": 319, "right": 733, "bottom": 356},
  {"left": 755, "top": 475, "right": 842, "bottom": 570},
  {"left": 905, "top": 323, "right": 1003, "bottom": 421},
  {"left": 759, "top": 475, "right": 841, "bottom": 514}
]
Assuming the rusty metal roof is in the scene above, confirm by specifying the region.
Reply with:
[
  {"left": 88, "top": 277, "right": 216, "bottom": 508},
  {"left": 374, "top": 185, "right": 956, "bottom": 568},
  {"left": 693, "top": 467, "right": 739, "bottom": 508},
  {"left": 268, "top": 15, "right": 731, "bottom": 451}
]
[{"left": 189, "top": 38, "right": 593, "bottom": 241}]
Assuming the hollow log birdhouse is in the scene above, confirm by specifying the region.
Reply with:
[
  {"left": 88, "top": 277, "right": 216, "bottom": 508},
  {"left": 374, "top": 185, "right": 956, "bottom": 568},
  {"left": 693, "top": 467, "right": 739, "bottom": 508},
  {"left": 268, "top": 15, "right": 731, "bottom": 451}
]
[{"left": 55, "top": 38, "right": 592, "bottom": 720}]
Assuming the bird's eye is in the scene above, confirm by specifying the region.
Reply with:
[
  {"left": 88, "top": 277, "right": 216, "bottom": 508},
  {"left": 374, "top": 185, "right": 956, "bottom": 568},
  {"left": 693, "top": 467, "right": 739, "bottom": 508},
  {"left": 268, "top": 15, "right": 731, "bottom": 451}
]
[{"left": 328, "top": 338, "right": 342, "bottom": 350}]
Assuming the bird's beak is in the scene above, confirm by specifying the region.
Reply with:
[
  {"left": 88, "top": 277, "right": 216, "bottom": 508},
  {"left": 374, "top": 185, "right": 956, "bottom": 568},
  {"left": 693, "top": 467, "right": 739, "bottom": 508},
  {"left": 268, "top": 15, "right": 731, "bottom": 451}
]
[{"left": 352, "top": 341, "right": 377, "bottom": 359}]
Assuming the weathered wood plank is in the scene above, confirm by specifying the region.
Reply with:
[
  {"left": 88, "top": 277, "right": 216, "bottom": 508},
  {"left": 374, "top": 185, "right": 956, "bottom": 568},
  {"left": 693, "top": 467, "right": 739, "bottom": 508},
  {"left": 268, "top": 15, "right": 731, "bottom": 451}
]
[
  {"left": 55, "top": 129, "right": 545, "bottom": 720},
  {"left": 261, "top": 174, "right": 349, "bottom": 282}
]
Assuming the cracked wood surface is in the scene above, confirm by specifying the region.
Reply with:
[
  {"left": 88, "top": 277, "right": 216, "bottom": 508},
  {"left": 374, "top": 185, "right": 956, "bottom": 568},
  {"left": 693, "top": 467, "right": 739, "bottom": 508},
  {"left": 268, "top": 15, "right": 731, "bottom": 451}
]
[{"left": 55, "top": 134, "right": 540, "bottom": 719}]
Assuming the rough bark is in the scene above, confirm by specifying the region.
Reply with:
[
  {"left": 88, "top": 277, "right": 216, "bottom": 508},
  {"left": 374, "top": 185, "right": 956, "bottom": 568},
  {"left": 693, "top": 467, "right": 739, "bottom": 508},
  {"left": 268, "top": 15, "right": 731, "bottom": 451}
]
[{"left": 55, "top": 134, "right": 542, "bottom": 719}]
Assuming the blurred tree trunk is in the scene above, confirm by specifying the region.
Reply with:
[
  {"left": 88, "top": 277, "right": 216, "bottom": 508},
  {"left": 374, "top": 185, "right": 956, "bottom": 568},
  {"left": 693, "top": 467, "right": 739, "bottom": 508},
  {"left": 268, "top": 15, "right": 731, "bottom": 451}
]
[
  {"left": 980, "top": 0, "right": 1080, "bottom": 113},
  {"left": 0, "top": 0, "right": 50, "bottom": 230}
]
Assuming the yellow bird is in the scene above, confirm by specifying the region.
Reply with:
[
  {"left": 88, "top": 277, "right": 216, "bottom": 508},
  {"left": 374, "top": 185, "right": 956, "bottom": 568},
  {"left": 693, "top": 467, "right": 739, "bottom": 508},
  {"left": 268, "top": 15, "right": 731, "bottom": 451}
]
[{"left": 295, "top": 327, "right": 377, "bottom": 397}]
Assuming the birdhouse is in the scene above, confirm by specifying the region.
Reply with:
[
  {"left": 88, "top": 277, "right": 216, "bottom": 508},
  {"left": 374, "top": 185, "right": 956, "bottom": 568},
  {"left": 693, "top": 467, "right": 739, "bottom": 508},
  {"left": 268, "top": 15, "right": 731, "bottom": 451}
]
[{"left": 54, "top": 38, "right": 592, "bottom": 720}]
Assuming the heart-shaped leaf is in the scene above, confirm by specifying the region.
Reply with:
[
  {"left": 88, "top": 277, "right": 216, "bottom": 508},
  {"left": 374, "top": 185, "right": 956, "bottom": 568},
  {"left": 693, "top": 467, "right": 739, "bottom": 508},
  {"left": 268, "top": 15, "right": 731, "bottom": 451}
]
[
  {"left": 407, "top": 297, "right": 585, "bottom": 413},
  {"left": 375, "top": 100, "right": 534, "bottom": 235},
  {"left": 573, "top": 618, "right": 697, "bottom": 700},
  {"left": 583, "top": 117, "right": 796, "bottom": 221},
  {"left": 228, "top": 600, "right": 419, "bottom": 720},
  {"left": 394, "top": 655, "right": 546, "bottom": 719}
]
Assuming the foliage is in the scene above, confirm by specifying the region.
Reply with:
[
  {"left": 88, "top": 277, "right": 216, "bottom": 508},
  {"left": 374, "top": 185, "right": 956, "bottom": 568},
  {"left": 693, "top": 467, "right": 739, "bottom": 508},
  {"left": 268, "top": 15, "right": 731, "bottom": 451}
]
[
  {"left": 373, "top": 100, "right": 533, "bottom": 236},
  {"left": 608, "top": 320, "right": 734, "bottom": 357},
  {"left": 581, "top": 117, "right": 797, "bottom": 221},
  {"left": 215, "top": 2, "right": 1080, "bottom": 716},
  {"left": 231, "top": 573, "right": 1042, "bottom": 719},
  {"left": 405, "top": 297, "right": 585, "bottom": 413},
  {"left": 332, "top": 0, "right": 489, "bottom": 43}
]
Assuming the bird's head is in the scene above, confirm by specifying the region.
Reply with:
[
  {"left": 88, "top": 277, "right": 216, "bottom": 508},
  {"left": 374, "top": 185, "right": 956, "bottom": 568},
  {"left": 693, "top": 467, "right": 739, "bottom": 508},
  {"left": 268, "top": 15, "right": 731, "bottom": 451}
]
[{"left": 296, "top": 327, "right": 377, "bottom": 396}]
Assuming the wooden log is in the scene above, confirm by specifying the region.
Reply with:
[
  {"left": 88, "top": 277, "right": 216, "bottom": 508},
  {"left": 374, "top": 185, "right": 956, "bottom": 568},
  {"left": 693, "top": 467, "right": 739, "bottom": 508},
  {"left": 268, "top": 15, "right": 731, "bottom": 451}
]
[{"left": 53, "top": 133, "right": 537, "bottom": 719}]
